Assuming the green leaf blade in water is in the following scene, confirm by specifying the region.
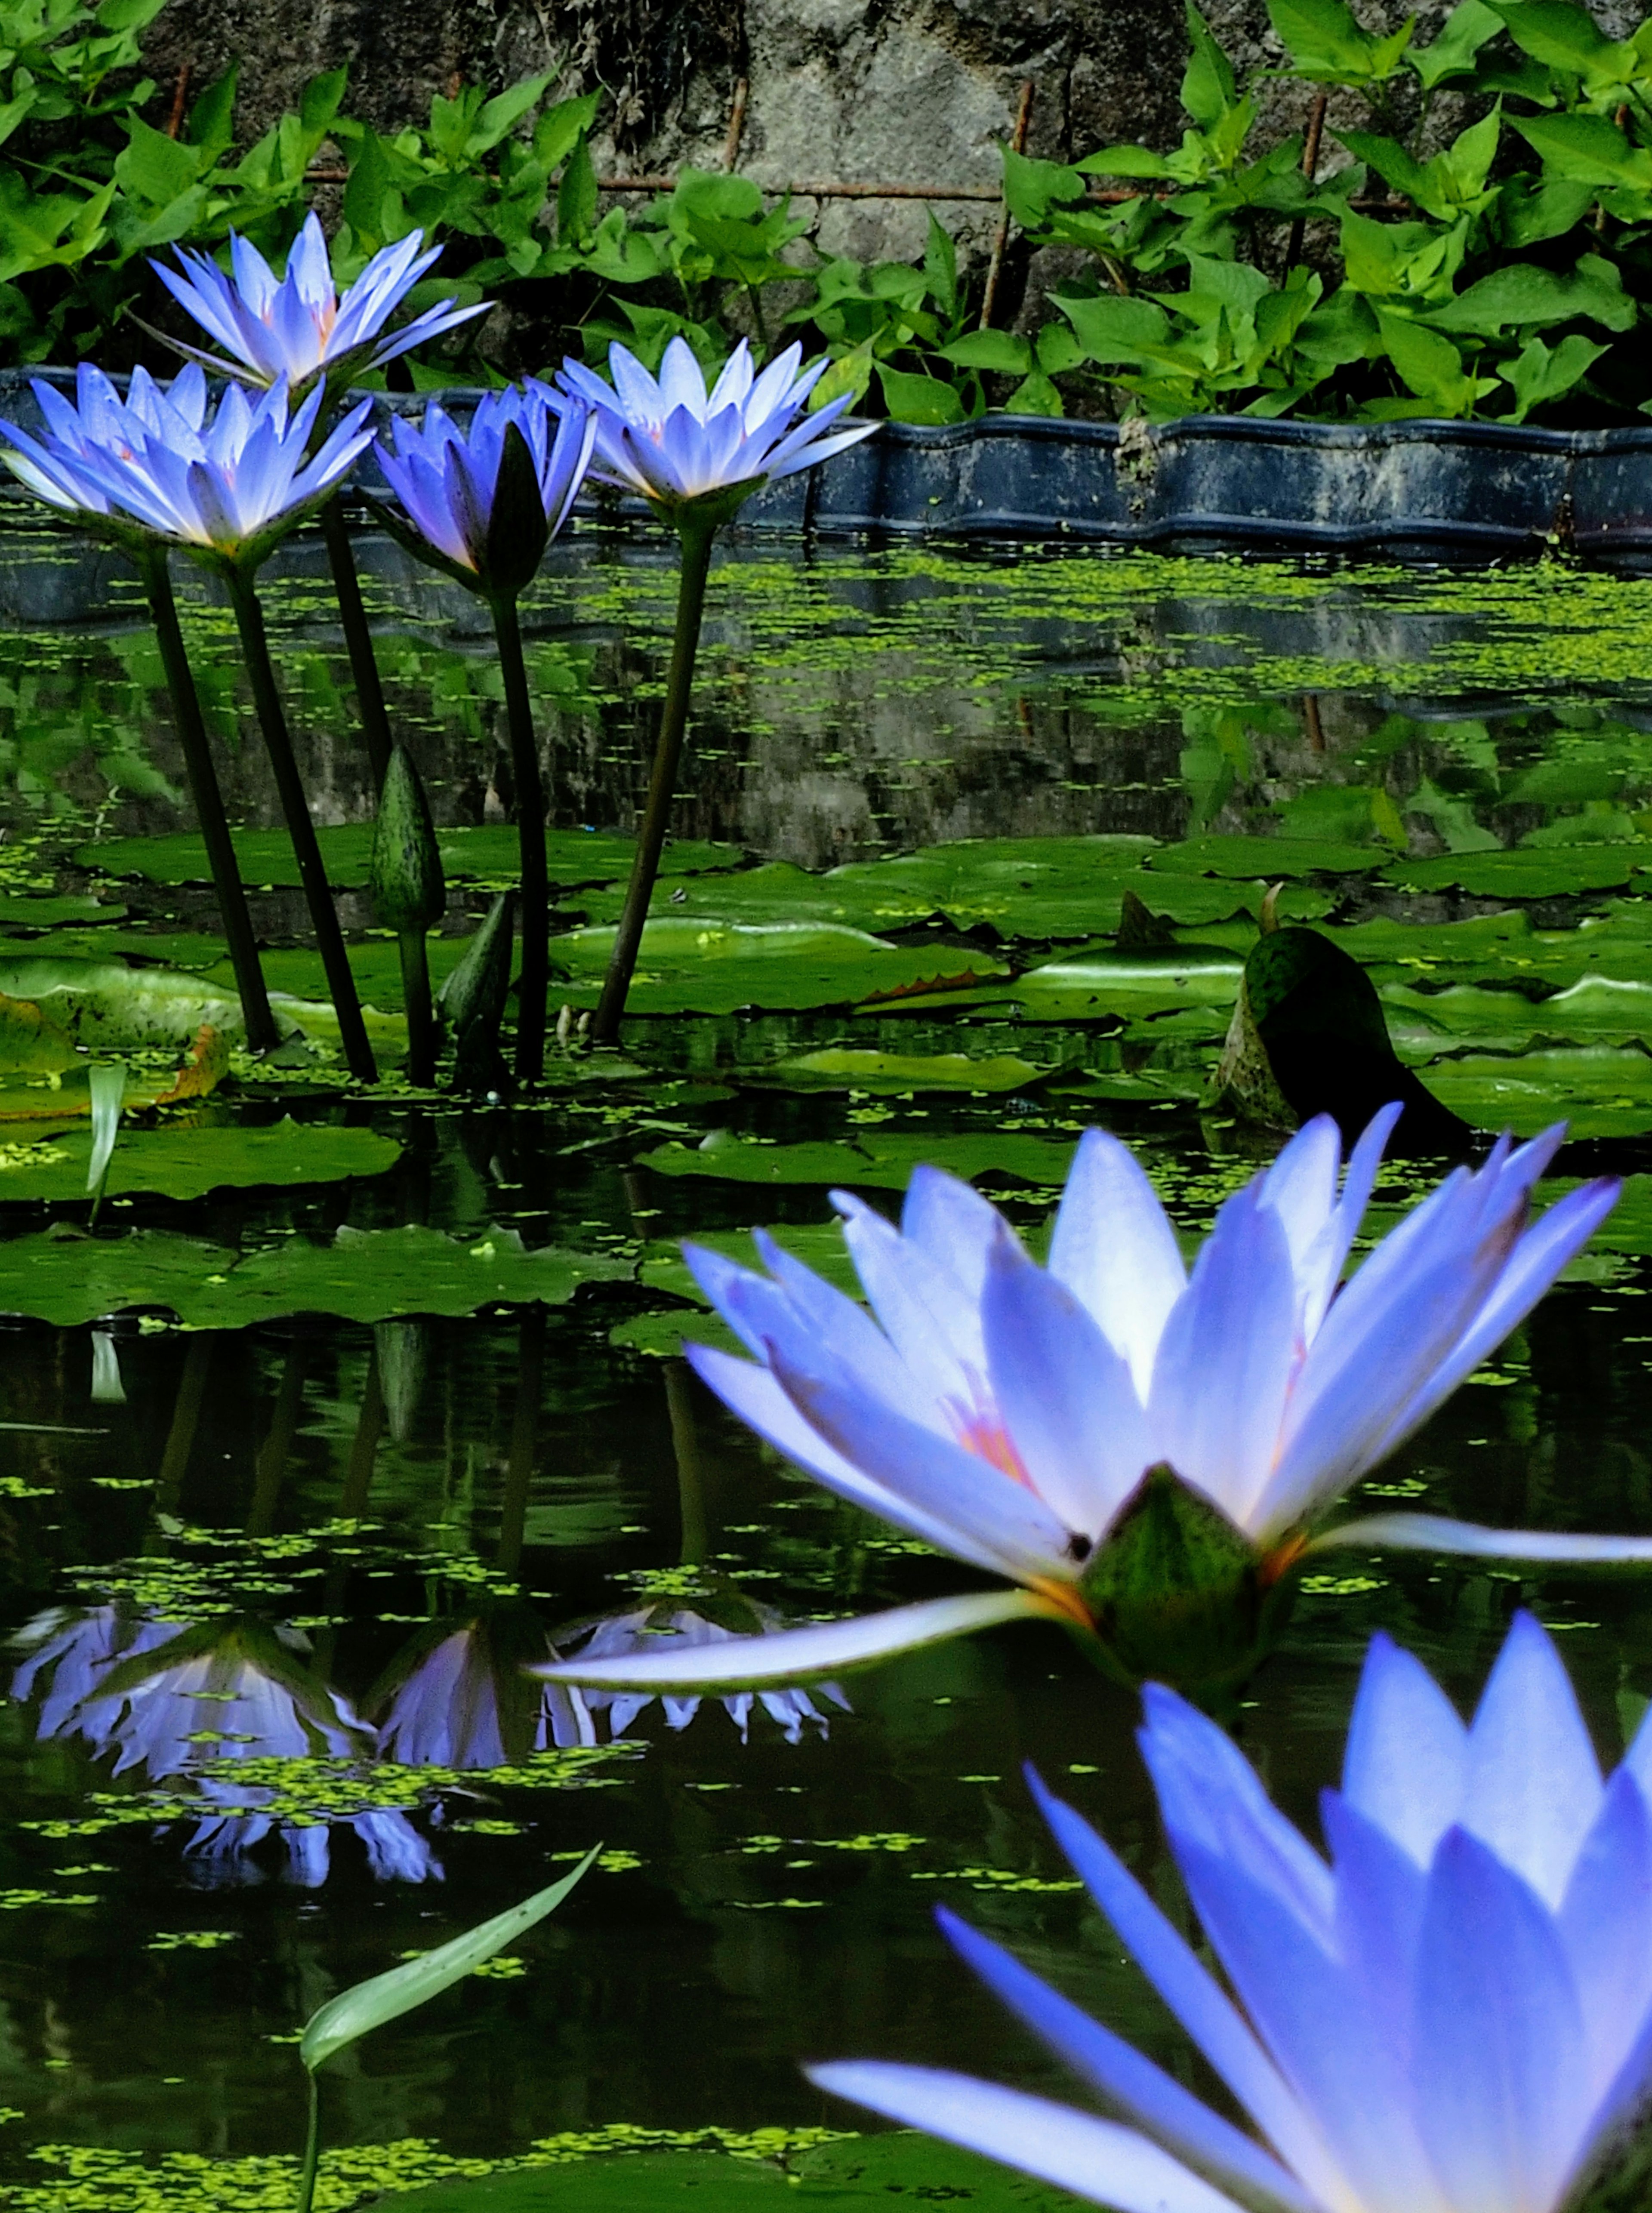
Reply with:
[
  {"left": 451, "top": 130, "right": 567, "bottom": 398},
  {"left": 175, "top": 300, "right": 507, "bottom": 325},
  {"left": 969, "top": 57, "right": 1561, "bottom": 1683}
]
[
  {"left": 85, "top": 1062, "right": 125, "bottom": 1193},
  {"left": 300, "top": 1848, "right": 600, "bottom": 2075}
]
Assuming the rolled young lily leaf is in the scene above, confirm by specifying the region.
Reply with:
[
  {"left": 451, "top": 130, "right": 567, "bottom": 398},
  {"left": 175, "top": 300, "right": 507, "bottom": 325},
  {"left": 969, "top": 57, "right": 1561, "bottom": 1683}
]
[
  {"left": 372, "top": 746, "right": 446, "bottom": 1084},
  {"left": 300, "top": 1846, "right": 600, "bottom": 2073},
  {"left": 85, "top": 1063, "right": 125, "bottom": 1195},
  {"left": 532, "top": 1590, "right": 1065, "bottom": 1695}
]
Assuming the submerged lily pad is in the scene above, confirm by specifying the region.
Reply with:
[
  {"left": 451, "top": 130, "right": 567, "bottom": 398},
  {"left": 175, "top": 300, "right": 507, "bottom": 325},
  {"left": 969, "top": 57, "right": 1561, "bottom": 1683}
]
[
  {"left": 547, "top": 920, "right": 1006, "bottom": 1016},
  {"left": 0, "top": 1115, "right": 401, "bottom": 1204},
  {"left": 382, "top": 2133, "right": 1084, "bottom": 2208},
  {"left": 74, "top": 826, "right": 742, "bottom": 892},
  {"left": 637, "top": 1128, "right": 1079, "bottom": 1191}
]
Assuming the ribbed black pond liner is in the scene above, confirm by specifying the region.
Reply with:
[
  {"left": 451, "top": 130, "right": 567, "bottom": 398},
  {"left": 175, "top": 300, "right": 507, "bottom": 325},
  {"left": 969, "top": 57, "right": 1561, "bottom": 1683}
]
[{"left": 4, "top": 367, "right": 1652, "bottom": 558}]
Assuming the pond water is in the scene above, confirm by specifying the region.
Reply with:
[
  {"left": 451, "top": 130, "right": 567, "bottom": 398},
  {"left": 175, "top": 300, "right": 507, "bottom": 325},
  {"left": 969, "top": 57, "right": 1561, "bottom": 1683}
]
[{"left": 3, "top": 522, "right": 1652, "bottom": 2209}]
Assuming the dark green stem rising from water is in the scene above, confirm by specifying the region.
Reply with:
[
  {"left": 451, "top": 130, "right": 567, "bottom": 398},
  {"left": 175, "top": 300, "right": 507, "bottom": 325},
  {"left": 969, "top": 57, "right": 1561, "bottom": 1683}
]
[
  {"left": 138, "top": 549, "right": 279, "bottom": 1053},
  {"left": 488, "top": 591, "right": 549, "bottom": 1085},
  {"left": 295, "top": 2068, "right": 321, "bottom": 2213},
  {"left": 222, "top": 565, "right": 378, "bottom": 1084},
  {"left": 591, "top": 509, "right": 717, "bottom": 1047},
  {"left": 319, "top": 495, "right": 393, "bottom": 792}
]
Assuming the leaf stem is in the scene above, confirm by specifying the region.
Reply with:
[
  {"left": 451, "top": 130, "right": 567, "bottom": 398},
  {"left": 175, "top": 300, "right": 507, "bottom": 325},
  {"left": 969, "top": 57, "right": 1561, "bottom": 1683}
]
[
  {"left": 295, "top": 2068, "right": 321, "bottom": 2213},
  {"left": 223, "top": 564, "right": 378, "bottom": 1084},
  {"left": 591, "top": 512, "right": 717, "bottom": 1046},
  {"left": 139, "top": 548, "right": 279, "bottom": 1053},
  {"left": 488, "top": 591, "right": 548, "bottom": 1085},
  {"left": 319, "top": 495, "right": 393, "bottom": 792}
]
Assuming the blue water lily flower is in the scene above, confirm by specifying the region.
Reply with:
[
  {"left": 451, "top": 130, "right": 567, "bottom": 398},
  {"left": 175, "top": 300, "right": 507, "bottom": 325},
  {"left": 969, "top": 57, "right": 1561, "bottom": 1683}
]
[
  {"left": 813, "top": 1611, "right": 1652, "bottom": 2213},
  {"left": 373, "top": 380, "right": 594, "bottom": 595},
  {"left": 153, "top": 211, "right": 486, "bottom": 392},
  {"left": 0, "top": 361, "right": 374, "bottom": 566},
  {"left": 559, "top": 336, "right": 873, "bottom": 516},
  {"left": 536, "top": 1109, "right": 1635, "bottom": 1699}
]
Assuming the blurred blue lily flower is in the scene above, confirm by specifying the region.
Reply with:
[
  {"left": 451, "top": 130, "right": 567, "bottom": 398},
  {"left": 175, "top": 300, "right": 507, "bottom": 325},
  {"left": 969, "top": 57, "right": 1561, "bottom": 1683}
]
[
  {"left": 0, "top": 362, "right": 374, "bottom": 568},
  {"left": 560, "top": 336, "right": 872, "bottom": 518},
  {"left": 153, "top": 211, "right": 486, "bottom": 393},
  {"left": 373, "top": 380, "right": 594, "bottom": 597},
  {"left": 813, "top": 1611, "right": 1652, "bottom": 2213},
  {"left": 536, "top": 1110, "right": 1631, "bottom": 1699}
]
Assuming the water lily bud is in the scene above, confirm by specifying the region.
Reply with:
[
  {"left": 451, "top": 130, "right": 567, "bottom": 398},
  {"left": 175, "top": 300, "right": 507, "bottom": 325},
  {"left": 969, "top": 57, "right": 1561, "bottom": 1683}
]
[
  {"left": 439, "top": 890, "right": 516, "bottom": 1089},
  {"left": 370, "top": 746, "right": 445, "bottom": 933}
]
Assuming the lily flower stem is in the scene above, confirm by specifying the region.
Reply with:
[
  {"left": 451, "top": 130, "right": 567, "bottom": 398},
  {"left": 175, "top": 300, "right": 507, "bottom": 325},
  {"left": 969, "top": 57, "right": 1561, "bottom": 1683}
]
[
  {"left": 591, "top": 511, "right": 717, "bottom": 1046},
  {"left": 397, "top": 925, "right": 436, "bottom": 1086},
  {"left": 138, "top": 549, "right": 280, "bottom": 1054},
  {"left": 222, "top": 566, "right": 379, "bottom": 1084},
  {"left": 319, "top": 495, "right": 393, "bottom": 792},
  {"left": 487, "top": 589, "right": 548, "bottom": 1085}
]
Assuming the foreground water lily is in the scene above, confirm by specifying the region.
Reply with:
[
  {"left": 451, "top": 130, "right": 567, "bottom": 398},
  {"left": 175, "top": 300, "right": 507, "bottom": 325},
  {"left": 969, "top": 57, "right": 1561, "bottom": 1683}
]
[
  {"left": 537, "top": 1108, "right": 1633, "bottom": 1697},
  {"left": 813, "top": 1611, "right": 1652, "bottom": 2213},
  {"left": 153, "top": 212, "right": 485, "bottom": 394}
]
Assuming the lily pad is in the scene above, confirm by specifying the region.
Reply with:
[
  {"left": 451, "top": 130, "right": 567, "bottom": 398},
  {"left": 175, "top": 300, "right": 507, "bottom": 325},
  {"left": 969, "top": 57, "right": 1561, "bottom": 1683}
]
[
  {"left": 637, "top": 1128, "right": 1079, "bottom": 1191},
  {"left": 1143, "top": 834, "right": 1386, "bottom": 878},
  {"left": 0, "top": 1115, "right": 401, "bottom": 1204},
  {"left": 1327, "top": 910, "right": 1542, "bottom": 971},
  {"left": 1380, "top": 848, "right": 1647, "bottom": 897},
  {"left": 0, "top": 1221, "right": 630, "bottom": 1327},
  {"left": 74, "top": 826, "right": 741, "bottom": 893},
  {"left": 1011, "top": 946, "right": 1243, "bottom": 1020},
  {"left": 1425, "top": 1044, "right": 1652, "bottom": 1139},
  {"left": 546, "top": 920, "right": 1007, "bottom": 1016},
  {"left": 0, "top": 895, "right": 126, "bottom": 931},
  {"left": 745, "top": 1049, "right": 1054, "bottom": 1094}
]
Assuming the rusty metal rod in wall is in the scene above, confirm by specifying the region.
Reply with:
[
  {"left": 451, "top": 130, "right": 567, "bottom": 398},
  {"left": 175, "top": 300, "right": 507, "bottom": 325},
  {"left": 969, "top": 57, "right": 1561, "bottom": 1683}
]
[{"left": 979, "top": 79, "right": 1035, "bottom": 331}]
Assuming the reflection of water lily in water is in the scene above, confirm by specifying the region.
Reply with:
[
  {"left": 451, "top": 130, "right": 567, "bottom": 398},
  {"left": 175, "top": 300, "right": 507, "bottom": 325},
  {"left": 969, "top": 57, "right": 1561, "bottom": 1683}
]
[
  {"left": 378, "top": 1590, "right": 848, "bottom": 1765},
  {"left": 11, "top": 1612, "right": 371, "bottom": 1779},
  {"left": 179, "top": 1781, "right": 441, "bottom": 1890},
  {"left": 539, "top": 1589, "right": 850, "bottom": 1748}
]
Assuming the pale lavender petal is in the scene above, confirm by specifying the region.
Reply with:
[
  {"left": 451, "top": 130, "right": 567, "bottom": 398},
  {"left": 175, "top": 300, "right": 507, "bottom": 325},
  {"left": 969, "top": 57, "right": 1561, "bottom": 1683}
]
[
  {"left": 1338, "top": 1630, "right": 1466, "bottom": 1865},
  {"left": 1310, "top": 1514, "right": 1652, "bottom": 1561},
  {"left": 1146, "top": 1185, "right": 1298, "bottom": 1526},
  {"left": 937, "top": 1908, "right": 1316, "bottom": 2213},
  {"left": 530, "top": 1590, "right": 1057, "bottom": 1692},
  {"left": 1413, "top": 1826, "right": 1594, "bottom": 2213},
  {"left": 1049, "top": 1128, "right": 1186, "bottom": 1395},
  {"left": 1461, "top": 1610, "right": 1602, "bottom": 1907},
  {"left": 1560, "top": 1769, "right": 1652, "bottom": 2090},
  {"left": 805, "top": 2066, "right": 1250, "bottom": 2213}
]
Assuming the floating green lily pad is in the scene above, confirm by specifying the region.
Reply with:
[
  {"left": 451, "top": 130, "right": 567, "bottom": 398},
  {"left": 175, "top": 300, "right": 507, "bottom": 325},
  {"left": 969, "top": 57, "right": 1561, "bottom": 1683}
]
[
  {"left": 1425, "top": 1045, "right": 1652, "bottom": 1138},
  {"left": 0, "top": 1221, "right": 630, "bottom": 1327},
  {"left": 0, "top": 894, "right": 126, "bottom": 931},
  {"left": 638, "top": 1128, "right": 1079, "bottom": 1191},
  {"left": 1012, "top": 947, "right": 1242, "bottom": 1020},
  {"left": 1380, "top": 848, "right": 1649, "bottom": 897},
  {"left": 1143, "top": 833, "right": 1386, "bottom": 877},
  {"left": 0, "top": 1116, "right": 401, "bottom": 1204},
  {"left": 546, "top": 920, "right": 1007, "bottom": 1016},
  {"left": 73, "top": 826, "right": 742, "bottom": 892},
  {"left": 745, "top": 1049, "right": 1054, "bottom": 1094}
]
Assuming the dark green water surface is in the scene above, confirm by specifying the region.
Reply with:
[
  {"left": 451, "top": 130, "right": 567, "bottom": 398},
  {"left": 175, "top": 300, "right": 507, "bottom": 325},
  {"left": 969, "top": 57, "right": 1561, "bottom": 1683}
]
[{"left": 0, "top": 522, "right": 1652, "bottom": 2208}]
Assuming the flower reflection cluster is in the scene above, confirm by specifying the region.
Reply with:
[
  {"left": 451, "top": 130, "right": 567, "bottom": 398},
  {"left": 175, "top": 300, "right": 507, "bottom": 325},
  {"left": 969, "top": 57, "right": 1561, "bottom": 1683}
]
[{"left": 9, "top": 1585, "right": 846, "bottom": 1889}]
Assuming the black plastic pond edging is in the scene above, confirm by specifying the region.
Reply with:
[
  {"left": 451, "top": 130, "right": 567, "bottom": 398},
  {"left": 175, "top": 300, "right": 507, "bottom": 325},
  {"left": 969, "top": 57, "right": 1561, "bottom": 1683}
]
[{"left": 4, "top": 366, "right": 1652, "bottom": 559}]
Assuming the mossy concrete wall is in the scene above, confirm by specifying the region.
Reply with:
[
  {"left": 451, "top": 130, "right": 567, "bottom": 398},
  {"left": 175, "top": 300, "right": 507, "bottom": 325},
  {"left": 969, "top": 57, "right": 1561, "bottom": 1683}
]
[{"left": 146, "top": 0, "right": 1447, "bottom": 281}]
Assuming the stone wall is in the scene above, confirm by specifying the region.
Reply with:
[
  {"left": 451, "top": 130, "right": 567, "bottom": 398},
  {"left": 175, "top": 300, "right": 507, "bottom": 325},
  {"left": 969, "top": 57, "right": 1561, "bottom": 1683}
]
[{"left": 144, "top": 0, "right": 1452, "bottom": 283}]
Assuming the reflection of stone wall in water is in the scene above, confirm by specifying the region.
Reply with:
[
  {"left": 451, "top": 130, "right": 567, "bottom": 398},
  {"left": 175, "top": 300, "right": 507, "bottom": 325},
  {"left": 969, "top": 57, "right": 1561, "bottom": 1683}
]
[{"left": 149, "top": 0, "right": 1442, "bottom": 285}]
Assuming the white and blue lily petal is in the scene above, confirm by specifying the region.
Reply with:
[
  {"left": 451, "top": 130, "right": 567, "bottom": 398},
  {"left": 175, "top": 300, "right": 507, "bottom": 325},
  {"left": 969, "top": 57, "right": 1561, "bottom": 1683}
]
[
  {"left": 0, "top": 363, "right": 376, "bottom": 566},
  {"left": 153, "top": 211, "right": 486, "bottom": 392},
  {"left": 373, "top": 381, "right": 595, "bottom": 594},
  {"left": 558, "top": 335, "right": 873, "bottom": 518},
  {"left": 536, "top": 1110, "right": 1633, "bottom": 1698},
  {"left": 811, "top": 1612, "right": 1652, "bottom": 2213}
]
